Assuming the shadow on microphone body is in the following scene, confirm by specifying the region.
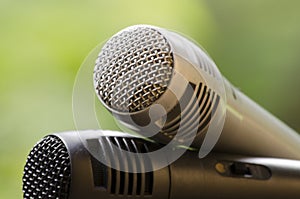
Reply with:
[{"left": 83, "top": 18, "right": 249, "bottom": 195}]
[{"left": 23, "top": 130, "right": 300, "bottom": 199}]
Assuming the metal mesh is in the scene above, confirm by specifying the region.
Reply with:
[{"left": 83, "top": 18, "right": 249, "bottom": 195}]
[
  {"left": 23, "top": 136, "right": 71, "bottom": 199},
  {"left": 94, "top": 26, "right": 174, "bottom": 113}
]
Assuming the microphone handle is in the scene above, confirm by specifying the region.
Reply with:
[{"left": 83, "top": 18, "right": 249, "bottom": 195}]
[
  {"left": 213, "top": 78, "right": 300, "bottom": 160},
  {"left": 169, "top": 151, "right": 300, "bottom": 199}
]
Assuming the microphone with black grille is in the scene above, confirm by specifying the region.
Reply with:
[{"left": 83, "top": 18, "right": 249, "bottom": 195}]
[
  {"left": 22, "top": 130, "right": 300, "bottom": 199},
  {"left": 93, "top": 25, "right": 300, "bottom": 159}
]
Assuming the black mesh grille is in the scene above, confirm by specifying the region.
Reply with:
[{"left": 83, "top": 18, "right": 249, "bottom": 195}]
[{"left": 23, "top": 136, "right": 71, "bottom": 199}]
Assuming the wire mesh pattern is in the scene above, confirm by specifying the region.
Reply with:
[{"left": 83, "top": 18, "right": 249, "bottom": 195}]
[
  {"left": 94, "top": 26, "right": 174, "bottom": 112},
  {"left": 23, "top": 136, "right": 71, "bottom": 199}
]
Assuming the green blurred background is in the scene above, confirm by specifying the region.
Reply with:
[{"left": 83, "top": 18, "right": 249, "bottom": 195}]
[{"left": 0, "top": 0, "right": 299, "bottom": 198}]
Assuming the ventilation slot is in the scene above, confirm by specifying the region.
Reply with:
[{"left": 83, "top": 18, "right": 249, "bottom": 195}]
[
  {"left": 90, "top": 155, "right": 108, "bottom": 189},
  {"left": 110, "top": 169, "right": 117, "bottom": 194},
  {"left": 231, "top": 86, "right": 237, "bottom": 100},
  {"left": 144, "top": 170, "right": 154, "bottom": 195}
]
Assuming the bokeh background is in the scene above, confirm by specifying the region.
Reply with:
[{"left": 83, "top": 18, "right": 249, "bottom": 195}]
[{"left": 1, "top": 0, "right": 299, "bottom": 198}]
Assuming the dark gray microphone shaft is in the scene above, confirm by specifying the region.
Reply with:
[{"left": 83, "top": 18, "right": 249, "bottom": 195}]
[{"left": 23, "top": 130, "right": 300, "bottom": 199}]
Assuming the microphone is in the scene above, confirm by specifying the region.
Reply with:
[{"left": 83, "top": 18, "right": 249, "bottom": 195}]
[
  {"left": 93, "top": 25, "right": 300, "bottom": 159},
  {"left": 22, "top": 130, "right": 300, "bottom": 199}
]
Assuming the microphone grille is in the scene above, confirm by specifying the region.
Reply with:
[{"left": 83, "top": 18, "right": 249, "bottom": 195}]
[
  {"left": 22, "top": 136, "right": 71, "bottom": 199},
  {"left": 94, "top": 26, "right": 174, "bottom": 113}
]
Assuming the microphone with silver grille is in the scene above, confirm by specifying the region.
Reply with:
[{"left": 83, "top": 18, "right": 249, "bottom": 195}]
[
  {"left": 22, "top": 130, "right": 300, "bottom": 199},
  {"left": 94, "top": 25, "right": 300, "bottom": 159}
]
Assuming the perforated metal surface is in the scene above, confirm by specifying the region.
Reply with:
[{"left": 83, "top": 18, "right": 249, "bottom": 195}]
[
  {"left": 23, "top": 136, "right": 71, "bottom": 199},
  {"left": 94, "top": 26, "right": 174, "bottom": 113}
]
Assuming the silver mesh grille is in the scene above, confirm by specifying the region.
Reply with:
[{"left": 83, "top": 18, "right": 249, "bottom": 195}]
[
  {"left": 94, "top": 26, "right": 174, "bottom": 113},
  {"left": 23, "top": 136, "right": 71, "bottom": 199}
]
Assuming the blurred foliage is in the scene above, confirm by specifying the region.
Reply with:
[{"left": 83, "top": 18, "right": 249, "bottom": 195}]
[{"left": 0, "top": 0, "right": 299, "bottom": 198}]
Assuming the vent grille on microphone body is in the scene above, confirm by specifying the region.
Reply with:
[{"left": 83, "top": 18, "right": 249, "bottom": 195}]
[
  {"left": 161, "top": 83, "right": 220, "bottom": 141},
  {"left": 22, "top": 136, "right": 71, "bottom": 199},
  {"left": 89, "top": 136, "right": 154, "bottom": 196},
  {"left": 94, "top": 26, "right": 174, "bottom": 113}
]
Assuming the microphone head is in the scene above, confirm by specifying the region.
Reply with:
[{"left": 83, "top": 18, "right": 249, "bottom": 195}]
[
  {"left": 23, "top": 136, "right": 71, "bottom": 199},
  {"left": 94, "top": 25, "right": 226, "bottom": 148},
  {"left": 94, "top": 26, "right": 174, "bottom": 113}
]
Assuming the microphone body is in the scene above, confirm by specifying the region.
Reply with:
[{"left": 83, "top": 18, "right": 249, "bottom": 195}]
[
  {"left": 94, "top": 25, "right": 300, "bottom": 159},
  {"left": 23, "top": 130, "right": 300, "bottom": 199},
  {"left": 216, "top": 78, "right": 300, "bottom": 160}
]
